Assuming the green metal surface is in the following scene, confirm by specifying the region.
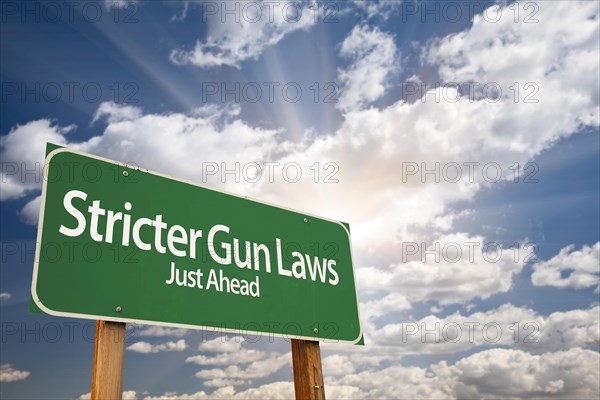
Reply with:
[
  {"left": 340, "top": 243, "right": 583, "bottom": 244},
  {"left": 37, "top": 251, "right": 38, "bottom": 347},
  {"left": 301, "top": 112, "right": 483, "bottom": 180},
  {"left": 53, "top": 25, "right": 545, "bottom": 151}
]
[{"left": 31, "top": 145, "right": 362, "bottom": 344}]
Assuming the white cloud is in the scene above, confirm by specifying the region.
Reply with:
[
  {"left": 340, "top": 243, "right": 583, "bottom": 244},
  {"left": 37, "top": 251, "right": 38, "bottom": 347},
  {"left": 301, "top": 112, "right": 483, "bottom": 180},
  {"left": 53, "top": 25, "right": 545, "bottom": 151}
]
[
  {"left": 92, "top": 101, "right": 143, "bottom": 125},
  {"left": 430, "top": 305, "right": 443, "bottom": 314},
  {"left": 324, "top": 384, "right": 368, "bottom": 399},
  {"left": 3, "top": 101, "right": 283, "bottom": 226},
  {"left": 337, "top": 25, "right": 398, "bottom": 112},
  {"left": 170, "top": 1, "right": 189, "bottom": 23},
  {"left": 194, "top": 352, "right": 290, "bottom": 381},
  {"left": 425, "top": 1, "right": 599, "bottom": 130},
  {"left": 18, "top": 195, "right": 41, "bottom": 225},
  {"left": 126, "top": 339, "right": 187, "bottom": 354},
  {"left": 186, "top": 349, "right": 266, "bottom": 366},
  {"left": 79, "top": 390, "right": 137, "bottom": 400},
  {"left": 118, "top": 345, "right": 600, "bottom": 399},
  {"left": 103, "top": 0, "right": 137, "bottom": 11},
  {"left": 328, "top": 347, "right": 600, "bottom": 399},
  {"left": 352, "top": 0, "right": 400, "bottom": 20},
  {"left": 371, "top": 304, "right": 600, "bottom": 355},
  {"left": 170, "top": 1, "right": 316, "bottom": 68},
  {"left": 357, "top": 233, "right": 530, "bottom": 306},
  {"left": 133, "top": 325, "right": 189, "bottom": 338},
  {"left": 0, "top": 292, "right": 11, "bottom": 301},
  {"left": 0, "top": 120, "right": 71, "bottom": 201},
  {"left": 532, "top": 242, "right": 600, "bottom": 291},
  {"left": 203, "top": 378, "right": 248, "bottom": 388},
  {"left": 0, "top": 364, "right": 30, "bottom": 382},
  {"left": 143, "top": 382, "right": 293, "bottom": 400},
  {"left": 213, "top": 382, "right": 293, "bottom": 399},
  {"left": 534, "top": 306, "right": 600, "bottom": 352},
  {"left": 197, "top": 337, "right": 245, "bottom": 353},
  {"left": 448, "top": 347, "right": 599, "bottom": 399},
  {"left": 321, "top": 302, "right": 598, "bottom": 381},
  {"left": 328, "top": 362, "right": 453, "bottom": 399},
  {"left": 137, "top": 346, "right": 600, "bottom": 399},
  {"left": 360, "top": 292, "right": 411, "bottom": 326},
  {"left": 322, "top": 354, "right": 355, "bottom": 376}
]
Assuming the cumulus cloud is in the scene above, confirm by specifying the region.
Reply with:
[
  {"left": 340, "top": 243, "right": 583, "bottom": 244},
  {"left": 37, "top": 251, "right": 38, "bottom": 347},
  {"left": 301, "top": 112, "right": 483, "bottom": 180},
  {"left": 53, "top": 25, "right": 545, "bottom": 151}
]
[
  {"left": 532, "top": 306, "right": 600, "bottom": 352},
  {"left": 186, "top": 349, "right": 266, "bottom": 366},
  {"left": 170, "top": 1, "right": 316, "bottom": 68},
  {"left": 103, "top": 0, "right": 137, "bottom": 11},
  {"left": 321, "top": 302, "right": 599, "bottom": 383},
  {"left": 322, "top": 354, "right": 356, "bottom": 376},
  {"left": 532, "top": 242, "right": 600, "bottom": 291},
  {"left": 447, "top": 347, "right": 599, "bottom": 399},
  {"left": 132, "top": 325, "right": 189, "bottom": 338},
  {"left": 328, "top": 362, "right": 453, "bottom": 399},
  {"left": 17, "top": 195, "right": 41, "bottom": 225},
  {"left": 143, "top": 382, "right": 293, "bottom": 400},
  {"left": 193, "top": 352, "right": 291, "bottom": 387},
  {"left": 0, "top": 364, "right": 30, "bottom": 382},
  {"left": 170, "top": 0, "right": 189, "bottom": 23},
  {"left": 265, "top": 0, "right": 598, "bottom": 261},
  {"left": 0, "top": 120, "right": 71, "bottom": 201},
  {"left": 337, "top": 25, "right": 398, "bottom": 112},
  {"left": 357, "top": 233, "right": 531, "bottom": 306},
  {"left": 371, "top": 304, "right": 600, "bottom": 355},
  {"left": 126, "top": 339, "right": 187, "bottom": 354},
  {"left": 92, "top": 101, "right": 143, "bottom": 125},
  {"left": 90, "top": 347, "right": 600, "bottom": 399},
  {"left": 327, "top": 347, "right": 600, "bottom": 399},
  {"left": 188, "top": 338, "right": 284, "bottom": 386},
  {"left": 203, "top": 378, "right": 248, "bottom": 388},
  {"left": 3, "top": 101, "right": 283, "bottom": 226},
  {"left": 197, "top": 337, "right": 246, "bottom": 353},
  {"left": 360, "top": 292, "right": 411, "bottom": 324},
  {"left": 425, "top": 1, "right": 599, "bottom": 129},
  {"left": 79, "top": 390, "right": 137, "bottom": 399},
  {"left": 352, "top": 0, "right": 400, "bottom": 20}
]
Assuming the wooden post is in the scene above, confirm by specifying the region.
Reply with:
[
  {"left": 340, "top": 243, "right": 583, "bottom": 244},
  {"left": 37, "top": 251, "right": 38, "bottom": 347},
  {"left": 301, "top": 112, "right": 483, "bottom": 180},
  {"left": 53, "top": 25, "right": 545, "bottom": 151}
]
[
  {"left": 291, "top": 339, "right": 325, "bottom": 400},
  {"left": 91, "top": 321, "right": 126, "bottom": 400}
]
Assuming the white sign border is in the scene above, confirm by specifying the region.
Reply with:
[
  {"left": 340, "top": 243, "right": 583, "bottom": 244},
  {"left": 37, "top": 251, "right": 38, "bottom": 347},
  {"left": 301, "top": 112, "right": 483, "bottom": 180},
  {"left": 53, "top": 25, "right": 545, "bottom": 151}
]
[{"left": 31, "top": 146, "right": 364, "bottom": 345}]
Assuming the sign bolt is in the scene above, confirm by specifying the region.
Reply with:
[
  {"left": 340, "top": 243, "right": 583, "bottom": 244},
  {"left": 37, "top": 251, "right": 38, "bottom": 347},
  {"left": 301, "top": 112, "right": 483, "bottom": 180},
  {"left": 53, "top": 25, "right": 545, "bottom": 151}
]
[
  {"left": 313, "top": 327, "right": 318, "bottom": 334},
  {"left": 304, "top": 218, "right": 308, "bottom": 223},
  {"left": 115, "top": 306, "right": 122, "bottom": 313},
  {"left": 122, "top": 171, "right": 129, "bottom": 177}
]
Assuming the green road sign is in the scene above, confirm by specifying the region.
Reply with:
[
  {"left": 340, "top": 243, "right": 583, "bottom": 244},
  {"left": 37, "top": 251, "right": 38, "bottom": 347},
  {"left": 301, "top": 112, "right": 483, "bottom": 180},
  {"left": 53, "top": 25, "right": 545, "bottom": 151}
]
[{"left": 31, "top": 145, "right": 362, "bottom": 344}]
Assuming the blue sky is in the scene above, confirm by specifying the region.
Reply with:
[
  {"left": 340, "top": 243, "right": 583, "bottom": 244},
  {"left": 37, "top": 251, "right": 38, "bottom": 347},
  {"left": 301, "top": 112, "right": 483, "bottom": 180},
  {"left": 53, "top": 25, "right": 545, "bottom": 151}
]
[{"left": 1, "top": 1, "right": 599, "bottom": 398}]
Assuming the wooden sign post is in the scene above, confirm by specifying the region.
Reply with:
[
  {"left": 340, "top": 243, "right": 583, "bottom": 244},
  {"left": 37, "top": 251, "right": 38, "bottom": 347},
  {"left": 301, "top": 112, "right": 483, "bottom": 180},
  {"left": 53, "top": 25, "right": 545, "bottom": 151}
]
[
  {"left": 291, "top": 339, "right": 325, "bottom": 400},
  {"left": 91, "top": 321, "right": 126, "bottom": 400}
]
